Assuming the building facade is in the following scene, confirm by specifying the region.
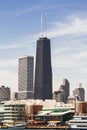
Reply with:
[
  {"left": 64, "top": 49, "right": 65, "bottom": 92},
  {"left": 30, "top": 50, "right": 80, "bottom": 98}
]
[
  {"left": 75, "top": 101, "right": 87, "bottom": 114},
  {"left": 18, "top": 56, "right": 34, "bottom": 100},
  {"left": 67, "top": 96, "right": 75, "bottom": 104},
  {"left": 0, "top": 99, "right": 75, "bottom": 123},
  {"left": 0, "top": 101, "right": 26, "bottom": 122},
  {"left": 4, "top": 102, "right": 26, "bottom": 122},
  {"left": 12, "top": 92, "right": 18, "bottom": 100},
  {"left": 73, "top": 83, "right": 85, "bottom": 101},
  {"left": 59, "top": 79, "right": 70, "bottom": 103},
  {"left": 53, "top": 89, "right": 65, "bottom": 102},
  {"left": 34, "top": 37, "right": 52, "bottom": 100},
  {"left": 0, "top": 86, "right": 10, "bottom": 101}
]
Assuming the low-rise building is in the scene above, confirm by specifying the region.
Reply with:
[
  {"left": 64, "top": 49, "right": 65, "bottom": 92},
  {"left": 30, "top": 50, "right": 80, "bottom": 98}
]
[
  {"left": 4, "top": 101, "right": 26, "bottom": 122},
  {"left": 34, "top": 106, "right": 74, "bottom": 122},
  {"left": 0, "top": 99, "right": 75, "bottom": 123},
  {"left": 0, "top": 100, "right": 26, "bottom": 123},
  {"left": 0, "top": 102, "right": 4, "bottom": 122},
  {"left": 75, "top": 101, "right": 87, "bottom": 115}
]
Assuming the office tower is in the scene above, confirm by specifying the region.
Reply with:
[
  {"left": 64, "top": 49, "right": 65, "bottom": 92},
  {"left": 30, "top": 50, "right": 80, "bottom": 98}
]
[
  {"left": 53, "top": 88, "right": 65, "bottom": 102},
  {"left": 18, "top": 56, "right": 34, "bottom": 100},
  {"left": 34, "top": 37, "right": 52, "bottom": 100},
  {"left": 73, "top": 83, "right": 85, "bottom": 101},
  {"left": 59, "top": 79, "right": 70, "bottom": 103},
  {"left": 0, "top": 86, "right": 10, "bottom": 101}
]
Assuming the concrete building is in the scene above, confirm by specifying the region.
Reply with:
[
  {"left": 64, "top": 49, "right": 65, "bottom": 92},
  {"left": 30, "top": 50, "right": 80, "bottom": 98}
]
[
  {"left": 67, "top": 96, "right": 75, "bottom": 104},
  {"left": 4, "top": 101, "right": 26, "bottom": 122},
  {"left": 0, "top": 86, "right": 10, "bottom": 101},
  {"left": 0, "top": 101, "right": 27, "bottom": 123},
  {"left": 75, "top": 101, "right": 87, "bottom": 115},
  {"left": 0, "top": 102, "right": 4, "bottom": 122},
  {"left": 73, "top": 83, "right": 85, "bottom": 101},
  {"left": 59, "top": 79, "right": 70, "bottom": 103},
  {"left": 0, "top": 99, "right": 75, "bottom": 123},
  {"left": 12, "top": 92, "right": 18, "bottom": 100},
  {"left": 53, "top": 88, "right": 65, "bottom": 102},
  {"left": 35, "top": 102, "right": 74, "bottom": 122},
  {"left": 18, "top": 56, "right": 34, "bottom": 100},
  {"left": 34, "top": 37, "right": 52, "bottom": 100}
]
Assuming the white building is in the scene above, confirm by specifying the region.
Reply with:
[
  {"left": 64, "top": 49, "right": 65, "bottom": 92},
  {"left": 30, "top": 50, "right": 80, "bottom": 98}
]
[{"left": 18, "top": 56, "right": 34, "bottom": 100}]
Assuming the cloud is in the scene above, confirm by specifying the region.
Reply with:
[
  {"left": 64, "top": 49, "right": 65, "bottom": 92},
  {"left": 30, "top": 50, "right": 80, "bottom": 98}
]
[
  {"left": 52, "top": 44, "right": 87, "bottom": 69},
  {"left": 47, "top": 17, "right": 87, "bottom": 38},
  {"left": 0, "top": 32, "right": 40, "bottom": 51},
  {"left": 0, "top": 59, "right": 18, "bottom": 68},
  {"left": 0, "top": 58, "right": 18, "bottom": 92},
  {"left": 1, "top": 15, "right": 87, "bottom": 96},
  {"left": 0, "top": 69, "right": 18, "bottom": 92},
  {"left": 1, "top": 16, "right": 87, "bottom": 51},
  {"left": 49, "top": 16, "right": 87, "bottom": 94},
  {"left": 0, "top": 44, "right": 23, "bottom": 50},
  {"left": 15, "top": 5, "right": 42, "bottom": 16}
]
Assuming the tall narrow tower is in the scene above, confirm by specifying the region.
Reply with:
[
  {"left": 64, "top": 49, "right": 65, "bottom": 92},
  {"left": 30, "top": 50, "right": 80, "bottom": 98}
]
[
  {"left": 34, "top": 37, "right": 52, "bottom": 100},
  {"left": 59, "top": 79, "right": 70, "bottom": 103},
  {"left": 18, "top": 56, "right": 34, "bottom": 100}
]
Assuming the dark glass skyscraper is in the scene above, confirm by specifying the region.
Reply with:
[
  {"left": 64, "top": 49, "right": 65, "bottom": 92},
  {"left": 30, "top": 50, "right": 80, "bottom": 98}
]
[{"left": 34, "top": 37, "right": 52, "bottom": 100}]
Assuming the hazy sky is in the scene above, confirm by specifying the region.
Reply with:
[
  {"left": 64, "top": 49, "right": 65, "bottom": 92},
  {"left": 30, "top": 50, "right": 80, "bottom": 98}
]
[{"left": 0, "top": 0, "right": 87, "bottom": 99}]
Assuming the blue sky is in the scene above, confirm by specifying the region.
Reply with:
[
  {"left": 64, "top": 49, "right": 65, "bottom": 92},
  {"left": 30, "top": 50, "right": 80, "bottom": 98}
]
[{"left": 0, "top": 0, "right": 87, "bottom": 99}]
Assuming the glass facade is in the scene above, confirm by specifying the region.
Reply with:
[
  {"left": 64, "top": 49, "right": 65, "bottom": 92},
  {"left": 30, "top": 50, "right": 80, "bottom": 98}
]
[{"left": 34, "top": 37, "right": 52, "bottom": 100}]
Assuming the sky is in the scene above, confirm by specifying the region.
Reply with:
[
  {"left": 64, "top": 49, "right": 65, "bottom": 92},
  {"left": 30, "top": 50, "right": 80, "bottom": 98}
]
[{"left": 0, "top": 0, "right": 87, "bottom": 99}]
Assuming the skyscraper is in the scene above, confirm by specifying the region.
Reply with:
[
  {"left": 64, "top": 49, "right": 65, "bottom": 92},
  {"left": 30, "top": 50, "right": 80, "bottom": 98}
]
[
  {"left": 59, "top": 79, "right": 70, "bottom": 103},
  {"left": 34, "top": 37, "right": 52, "bottom": 100},
  {"left": 73, "top": 83, "right": 85, "bottom": 101},
  {"left": 53, "top": 88, "right": 65, "bottom": 102},
  {"left": 63, "top": 79, "right": 70, "bottom": 102},
  {"left": 18, "top": 56, "right": 34, "bottom": 100}
]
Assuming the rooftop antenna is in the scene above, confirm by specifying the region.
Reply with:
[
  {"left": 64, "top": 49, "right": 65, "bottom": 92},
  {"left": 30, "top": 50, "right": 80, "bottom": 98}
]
[
  {"left": 40, "top": 13, "right": 47, "bottom": 38},
  {"left": 41, "top": 14, "right": 43, "bottom": 37}
]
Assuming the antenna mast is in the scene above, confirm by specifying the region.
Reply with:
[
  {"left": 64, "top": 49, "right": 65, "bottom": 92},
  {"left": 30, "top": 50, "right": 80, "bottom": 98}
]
[
  {"left": 44, "top": 13, "right": 47, "bottom": 37},
  {"left": 41, "top": 14, "right": 43, "bottom": 37},
  {"left": 40, "top": 13, "right": 47, "bottom": 38}
]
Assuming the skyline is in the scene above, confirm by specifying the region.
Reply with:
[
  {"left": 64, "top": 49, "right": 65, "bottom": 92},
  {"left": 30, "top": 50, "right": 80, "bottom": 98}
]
[{"left": 0, "top": 0, "right": 87, "bottom": 98}]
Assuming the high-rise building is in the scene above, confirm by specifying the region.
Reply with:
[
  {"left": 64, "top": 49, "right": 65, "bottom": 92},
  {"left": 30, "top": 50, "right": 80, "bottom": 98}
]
[
  {"left": 18, "top": 56, "right": 34, "bottom": 100},
  {"left": 59, "top": 79, "right": 70, "bottom": 103},
  {"left": 53, "top": 88, "right": 65, "bottom": 102},
  {"left": 0, "top": 86, "right": 10, "bottom": 101},
  {"left": 34, "top": 37, "right": 52, "bottom": 100},
  {"left": 73, "top": 83, "right": 85, "bottom": 101}
]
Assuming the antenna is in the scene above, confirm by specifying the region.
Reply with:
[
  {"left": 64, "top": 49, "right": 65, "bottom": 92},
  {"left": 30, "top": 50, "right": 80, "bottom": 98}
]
[
  {"left": 40, "top": 13, "right": 47, "bottom": 37},
  {"left": 44, "top": 13, "right": 47, "bottom": 37},
  {"left": 41, "top": 14, "right": 43, "bottom": 37}
]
